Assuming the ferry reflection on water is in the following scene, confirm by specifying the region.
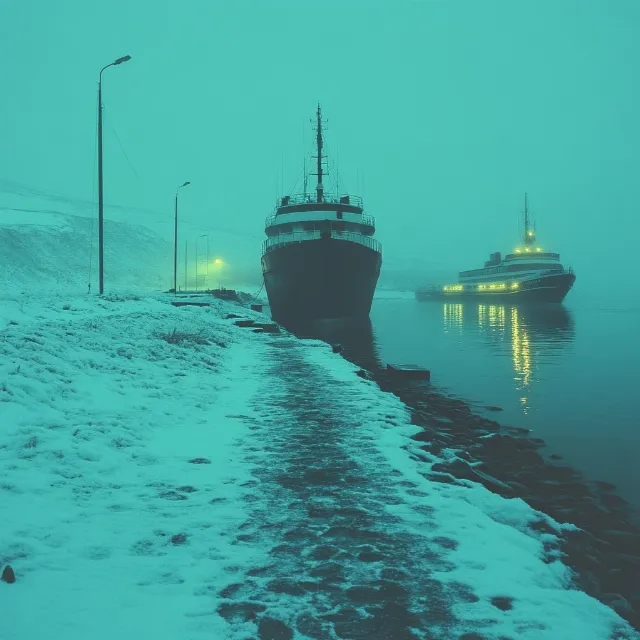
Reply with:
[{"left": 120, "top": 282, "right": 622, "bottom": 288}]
[{"left": 442, "top": 303, "right": 575, "bottom": 413}]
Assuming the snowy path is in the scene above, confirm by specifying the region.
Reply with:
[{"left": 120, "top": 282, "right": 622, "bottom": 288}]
[
  {"left": 0, "top": 294, "right": 637, "bottom": 640},
  {"left": 213, "top": 334, "right": 638, "bottom": 640}
]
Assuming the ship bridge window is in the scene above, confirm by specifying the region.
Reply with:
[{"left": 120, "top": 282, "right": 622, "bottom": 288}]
[{"left": 337, "top": 211, "right": 343, "bottom": 220}]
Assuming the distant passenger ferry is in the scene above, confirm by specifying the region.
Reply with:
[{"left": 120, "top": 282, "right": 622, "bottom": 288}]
[{"left": 416, "top": 195, "right": 576, "bottom": 303}]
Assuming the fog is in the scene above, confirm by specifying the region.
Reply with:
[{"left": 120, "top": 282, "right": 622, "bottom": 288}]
[{"left": 1, "top": 0, "right": 638, "bottom": 300}]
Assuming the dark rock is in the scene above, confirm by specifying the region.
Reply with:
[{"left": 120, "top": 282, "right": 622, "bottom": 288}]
[
  {"left": 171, "top": 533, "right": 188, "bottom": 545},
  {"left": 258, "top": 618, "right": 293, "bottom": 640},
  {"left": 372, "top": 601, "right": 422, "bottom": 627},
  {"left": 600, "top": 493, "right": 629, "bottom": 511},
  {"left": 575, "top": 570, "right": 603, "bottom": 598},
  {"left": 490, "top": 596, "right": 514, "bottom": 611},
  {"left": 411, "top": 429, "right": 433, "bottom": 443},
  {"left": 321, "top": 607, "right": 363, "bottom": 624},
  {"left": 309, "top": 563, "right": 344, "bottom": 583},
  {"left": 296, "top": 613, "right": 330, "bottom": 639},
  {"left": 308, "top": 545, "right": 339, "bottom": 561},
  {"left": 332, "top": 344, "right": 344, "bottom": 354},
  {"left": 603, "top": 552, "right": 640, "bottom": 570},
  {"left": 346, "top": 585, "right": 385, "bottom": 604},
  {"left": 432, "top": 536, "right": 459, "bottom": 550},
  {"left": 431, "top": 459, "right": 475, "bottom": 480},
  {"left": 283, "top": 527, "right": 316, "bottom": 543},
  {"left": 468, "top": 467, "right": 514, "bottom": 496},
  {"left": 159, "top": 490, "right": 188, "bottom": 501},
  {"left": 218, "top": 601, "right": 266, "bottom": 622},
  {"left": 601, "top": 530, "right": 640, "bottom": 555},
  {"left": 356, "top": 369, "right": 374, "bottom": 381},
  {"left": 601, "top": 593, "right": 634, "bottom": 616},
  {"left": 373, "top": 580, "right": 410, "bottom": 601},
  {"left": 380, "top": 568, "right": 409, "bottom": 582},
  {"left": 267, "top": 579, "right": 306, "bottom": 596},
  {"left": 219, "top": 583, "right": 242, "bottom": 598},
  {"left": 188, "top": 458, "right": 211, "bottom": 464},
  {"left": 1, "top": 566, "right": 16, "bottom": 583},
  {"left": 424, "top": 471, "right": 465, "bottom": 486},
  {"left": 545, "top": 465, "right": 582, "bottom": 482}
]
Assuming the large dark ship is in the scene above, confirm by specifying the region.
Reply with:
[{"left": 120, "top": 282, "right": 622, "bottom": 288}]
[
  {"left": 261, "top": 106, "right": 382, "bottom": 323},
  {"left": 416, "top": 194, "right": 575, "bottom": 303}
]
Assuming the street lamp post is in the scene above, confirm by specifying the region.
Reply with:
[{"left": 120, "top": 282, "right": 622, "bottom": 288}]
[
  {"left": 184, "top": 241, "right": 188, "bottom": 292},
  {"left": 97, "top": 54, "right": 131, "bottom": 295},
  {"left": 174, "top": 181, "right": 190, "bottom": 293},
  {"left": 199, "top": 233, "right": 209, "bottom": 291}
]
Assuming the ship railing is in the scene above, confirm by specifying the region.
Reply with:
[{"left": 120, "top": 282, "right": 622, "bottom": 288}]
[
  {"left": 265, "top": 212, "right": 375, "bottom": 229},
  {"left": 274, "top": 194, "right": 364, "bottom": 209},
  {"left": 262, "top": 230, "right": 382, "bottom": 255}
]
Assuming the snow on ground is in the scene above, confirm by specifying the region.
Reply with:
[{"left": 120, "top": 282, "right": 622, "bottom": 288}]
[{"left": 0, "top": 292, "right": 638, "bottom": 640}]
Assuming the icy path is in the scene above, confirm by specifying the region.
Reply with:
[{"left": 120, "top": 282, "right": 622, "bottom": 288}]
[
  {"left": 214, "top": 334, "right": 638, "bottom": 640},
  {"left": 0, "top": 294, "right": 637, "bottom": 640}
]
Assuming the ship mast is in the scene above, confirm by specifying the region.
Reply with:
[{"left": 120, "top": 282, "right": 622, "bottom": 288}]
[
  {"left": 523, "top": 192, "right": 535, "bottom": 245},
  {"left": 315, "top": 104, "right": 324, "bottom": 203}
]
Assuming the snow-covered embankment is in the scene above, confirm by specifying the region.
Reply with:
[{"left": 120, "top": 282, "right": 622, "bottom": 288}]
[{"left": 0, "top": 292, "right": 637, "bottom": 640}]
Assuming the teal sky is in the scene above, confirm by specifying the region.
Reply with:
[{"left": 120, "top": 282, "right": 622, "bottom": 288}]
[{"left": 1, "top": 0, "right": 639, "bottom": 291}]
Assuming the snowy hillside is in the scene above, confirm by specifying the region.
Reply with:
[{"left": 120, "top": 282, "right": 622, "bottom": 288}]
[{"left": 0, "top": 210, "right": 172, "bottom": 294}]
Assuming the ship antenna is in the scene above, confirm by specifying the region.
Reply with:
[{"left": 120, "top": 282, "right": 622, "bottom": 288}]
[
  {"left": 523, "top": 192, "right": 533, "bottom": 245},
  {"left": 302, "top": 120, "right": 308, "bottom": 198},
  {"left": 316, "top": 103, "right": 324, "bottom": 203},
  {"left": 303, "top": 156, "right": 308, "bottom": 198}
]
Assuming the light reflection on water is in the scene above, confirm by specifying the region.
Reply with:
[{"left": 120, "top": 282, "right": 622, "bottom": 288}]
[
  {"left": 266, "top": 297, "right": 637, "bottom": 510},
  {"left": 441, "top": 303, "right": 575, "bottom": 414},
  {"left": 370, "top": 296, "right": 639, "bottom": 511}
]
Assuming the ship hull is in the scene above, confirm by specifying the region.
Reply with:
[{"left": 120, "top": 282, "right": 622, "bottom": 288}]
[
  {"left": 416, "top": 272, "right": 576, "bottom": 304},
  {"left": 261, "top": 237, "right": 382, "bottom": 323}
]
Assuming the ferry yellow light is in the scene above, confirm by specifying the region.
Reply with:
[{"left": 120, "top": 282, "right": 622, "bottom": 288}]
[
  {"left": 443, "top": 284, "right": 463, "bottom": 292},
  {"left": 515, "top": 249, "right": 521, "bottom": 253},
  {"left": 524, "top": 247, "right": 531, "bottom": 252},
  {"left": 478, "top": 282, "right": 507, "bottom": 291},
  {"left": 213, "top": 258, "right": 223, "bottom": 266},
  {"left": 511, "top": 282, "right": 520, "bottom": 289},
  {"left": 535, "top": 247, "right": 542, "bottom": 252},
  {"left": 527, "top": 231, "right": 534, "bottom": 237}
]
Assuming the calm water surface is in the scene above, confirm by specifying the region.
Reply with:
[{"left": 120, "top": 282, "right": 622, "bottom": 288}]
[{"left": 370, "top": 291, "right": 640, "bottom": 511}]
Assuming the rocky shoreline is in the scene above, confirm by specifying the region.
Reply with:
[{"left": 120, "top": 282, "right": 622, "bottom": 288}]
[{"left": 351, "top": 362, "right": 640, "bottom": 631}]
